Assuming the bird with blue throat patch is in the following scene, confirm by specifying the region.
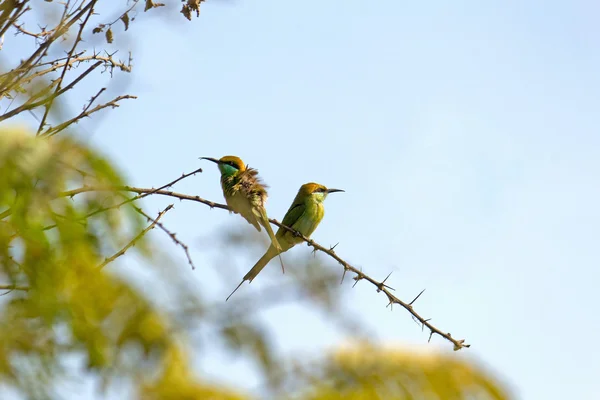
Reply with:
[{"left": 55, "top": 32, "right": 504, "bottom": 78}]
[
  {"left": 200, "top": 155, "right": 283, "bottom": 256},
  {"left": 226, "top": 182, "right": 344, "bottom": 300}
]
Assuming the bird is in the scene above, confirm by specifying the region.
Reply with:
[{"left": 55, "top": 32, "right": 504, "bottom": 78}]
[
  {"left": 226, "top": 182, "right": 344, "bottom": 300},
  {"left": 199, "top": 155, "right": 282, "bottom": 253}
]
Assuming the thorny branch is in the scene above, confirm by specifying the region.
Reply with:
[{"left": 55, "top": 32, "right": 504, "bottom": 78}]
[
  {"left": 11, "top": 22, "right": 53, "bottom": 39},
  {"left": 41, "top": 93, "right": 137, "bottom": 137},
  {"left": 17, "top": 53, "right": 132, "bottom": 87},
  {"left": 61, "top": 170, "right": 470, "bottom": 351},
  {"left": 270, "top": 221, "right": 469, "bottom": 351},
  {"left": 76, "top": 167, "right": 205, "bottom": 219},
  {"left": 132, "top": 205, "right": 197, "bottom": 270},
  {"left": 55, "top": 168, "right": 204, "bottom": 269},
  {"left": 0, "top": 1, "right": 98, "bottom": 96},
  {"left": 0, "top": 0, "right": 134, "bottom": 133},
  {"left": 37, "top": 0, "right": 99, "bottom": 134},
  {"left": 0, "top": 60, "right": 104, "bottom": 122}
]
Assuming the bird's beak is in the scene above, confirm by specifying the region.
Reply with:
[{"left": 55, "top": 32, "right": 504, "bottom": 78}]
[
  {"left": 326, "top": 188, "right": 344, "bottom": 194},
  {"left": 199, "top": 157, "right": 220, "bottom": 164}
]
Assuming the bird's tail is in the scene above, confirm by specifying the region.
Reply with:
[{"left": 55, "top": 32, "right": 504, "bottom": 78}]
[
  {"left": 226, "top": 246, "right": 279, "bottom": 301},
  {"left": 244, "top": 246, "right": 279, "bottom": 282},
  {"left": 257, "top": 209, "right": 282, "bottom": 251},
  {"left": 254, "top": 207, "right": 286, "bottom": 272}
]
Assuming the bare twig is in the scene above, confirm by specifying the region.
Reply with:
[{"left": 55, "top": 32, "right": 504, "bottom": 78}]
[
  {"left": 133, "top": 205, "right": 197, "bottom": 270},
  {"left": 0, "top": 61, "right": 103, "bottom": 122},
  {"left": 42, "top": 94, "right": 137, "bottom": 137},
  {"left": 1, "top": 1, "right": 97, "bottom": 97},
  {"left": 0, "top": 1, "right": 28, "bottom": 41},
  {"left": 16, "top": 53, "right": 132, "bottom": 87},
  {"left": 37, "top": 0, "right": 97, "bottom": 134},
  {"left": 0, "top": 284, "right": 29, "bottom": 292},
  {"left": 37, "top": 167, "right": 204, "bottom": 235},
  {"left": 97, "top": 204, "right": 173, "bottom": 269},
  {"left": 12, "top": 22, "right": 53, "bottom": 39},
  {"left": 67, "top": 186, "right": 229, "bottom": 211},
  {"left": 61, "top": 167, "right": 205, "bottom": 218}
]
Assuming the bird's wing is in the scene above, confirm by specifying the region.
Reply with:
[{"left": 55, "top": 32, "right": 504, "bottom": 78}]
[{"left": 281, "top": 203, "right": 305, "bottom": 229}]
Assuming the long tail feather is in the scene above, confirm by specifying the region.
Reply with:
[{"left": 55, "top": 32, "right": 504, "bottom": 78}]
[
  {"left": 259, "top": 210, "right": 282, "bottom": 251},
  {"left": 244, "top": 246, "right": 278, "bottom": 282},
  {"left": 256, "top": 208, "right": 284, "bottom": 272},
  {"left": 225, "top": 246, "right": 279, "bottom": 301}
]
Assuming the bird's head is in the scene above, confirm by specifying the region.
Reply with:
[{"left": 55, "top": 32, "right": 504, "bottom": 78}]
[
  {"left": 299, "top": 182, "right": 344, "bottom": 203},
  {"left": 199, "top": 155, "right": 246, "bottom": 176}
]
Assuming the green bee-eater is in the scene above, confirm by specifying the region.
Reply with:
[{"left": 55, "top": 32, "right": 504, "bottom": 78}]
[
  {"left": 200, "top": 155, "right": 282, "bottom": 253},
  {"left": 226, "top": 182, "right": 344, "bottom": 300}
]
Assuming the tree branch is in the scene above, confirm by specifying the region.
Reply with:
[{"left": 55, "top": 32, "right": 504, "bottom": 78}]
[
  {"left": 0, "top": 61, "right": 103, "bottom": 122},
  {"left": 61, "top": 167, "right": 203, "bottom": 216},
  {"left": 0, "top": 0, "right": 97, "bottom": 96},
  {"left": 17, "top": 53, "right": 132, "bottom": 88},
  {"left": 41, "top": 93, "right": 137, "bottom": 137},
  {"left": 61, "top": 168, "right": 470, "bottom": 351},
  {"left": 132, "top": 205, "right": 197, "bottom": 270},
  {"left": 37, "top": 1, "right": 97, "bottom": 134}
]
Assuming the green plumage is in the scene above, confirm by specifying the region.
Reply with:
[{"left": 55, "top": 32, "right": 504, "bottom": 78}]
[
  {"left": 226, "top": 182, "right": 344, "bottom": 300},
  {"left": 200, "top": 156, "right": 281, "bottom": 252}
]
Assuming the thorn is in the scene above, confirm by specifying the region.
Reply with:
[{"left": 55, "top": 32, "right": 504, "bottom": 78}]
[
  {"left": 329, "top": 242, "right": 339, "bottom": 252},
  {"left": 352, "top": 273, "right": 363, "bottom": 288},
  {"left": 428, "top": 331, "right": 434, "bottom": 343},
  {"left": 277, "top": 252, "right": 285, "bottom": 274},
  {"left": 409, "top": 289, "right": 426, "bottom": 306},
  {"left": 420, "top": 318, "right": 431, "bottom": 332},
  {"left": 377, "top": 272, "right": 395, "bottom": 292},
  {"left": 340, "top": 267, "right": 347, "bottom": 285},
  {"left": 382, "top": 271, "right": 392, "bottom": 284},
  {"left": 386, "top": 294, "right": 394, "bottom": 309}
]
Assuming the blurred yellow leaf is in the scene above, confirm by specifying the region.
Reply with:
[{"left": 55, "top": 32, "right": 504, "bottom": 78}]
[{"left": 303, "top": 342, "right": 512, "bottom": 400}]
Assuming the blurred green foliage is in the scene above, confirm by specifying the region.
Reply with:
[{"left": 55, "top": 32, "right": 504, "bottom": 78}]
[{"left": 0, "top": 126, "right": 190, "bottom": 397}]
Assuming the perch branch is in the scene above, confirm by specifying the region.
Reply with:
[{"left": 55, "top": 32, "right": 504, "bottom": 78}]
[{"left": 62, "top": 169, "right": 469, "bottom": 351}]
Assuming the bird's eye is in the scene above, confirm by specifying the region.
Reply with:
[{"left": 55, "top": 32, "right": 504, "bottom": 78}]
[{"left": 314, "top": 187, "right": 325, "bottom": 193}]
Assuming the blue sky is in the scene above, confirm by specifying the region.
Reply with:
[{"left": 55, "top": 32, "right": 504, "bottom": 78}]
[{"left": 6, "top": 0, "right": 600, "bottom": 398}]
